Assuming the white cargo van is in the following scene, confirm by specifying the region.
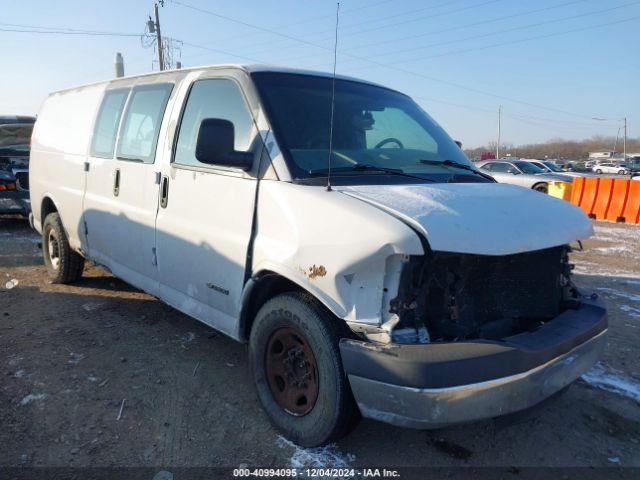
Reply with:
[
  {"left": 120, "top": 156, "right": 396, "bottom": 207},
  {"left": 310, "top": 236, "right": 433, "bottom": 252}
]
[{"left": 30, "top": 65, "right": 606, "bottom": 446}]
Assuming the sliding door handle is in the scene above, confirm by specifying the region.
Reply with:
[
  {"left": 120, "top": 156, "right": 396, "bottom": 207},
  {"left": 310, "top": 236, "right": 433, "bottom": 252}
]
[
  {"left": 113, "top": 169, "right": 120, "bottom": 196},
  {"left": 160, "top": 176, "right": 169, "bottom": 208}
]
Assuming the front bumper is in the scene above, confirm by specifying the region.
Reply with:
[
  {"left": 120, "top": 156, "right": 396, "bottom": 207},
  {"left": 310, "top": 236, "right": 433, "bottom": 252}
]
[{"left": 340, "top": 296, "right": 607, "bottom": 429}]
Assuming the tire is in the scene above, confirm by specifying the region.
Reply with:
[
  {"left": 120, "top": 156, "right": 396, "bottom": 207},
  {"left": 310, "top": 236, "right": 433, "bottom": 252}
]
[
  {"left": 595, "top": 169, "right": 602, "bottom": 174},
  {"left": 619, "top": 170, "right": 626, "bottom": 175},
  {"left": 249, "top": 292, "right": 360, "bottom": 447},
  {"left": 42, "top": 212, "right": 85, "bottom": 284},
  {"left": 533, "top": 183, "right": 548, "bottom": 194}
]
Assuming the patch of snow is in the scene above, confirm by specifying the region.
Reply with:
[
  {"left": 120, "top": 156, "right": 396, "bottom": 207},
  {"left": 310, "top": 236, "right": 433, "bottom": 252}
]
[
  {"left": 620, "top": 305, "right": 640, "bottom": 317},
  {"left": 276, "top": 436, "right": 355, "bottom": 470},
  {"left": 87, "top": 375, "right": 98, "bottom": 382},
  {"left": 82, "top": 303, "right": 102, "bottom": 312},
  {"left": 68, "top": 352, "right": 84, "bottom": 365},
  {"left": 8, "top": 355, "right": 23, "bottom": 366},
  {"left": 597, "top": 287, "right": 640, "bottom": 303},
  {"left": 20, "top": 393, "right": 47, "bottom": 406},
  {"left": 13, "top": 369, "right": 27, "bottom": 379},
  {"left": 608, "top": 457, "right": 620, "bottom": 464},
  {"left": 581, "top": 362, "right": 640, "bottom": 403}
]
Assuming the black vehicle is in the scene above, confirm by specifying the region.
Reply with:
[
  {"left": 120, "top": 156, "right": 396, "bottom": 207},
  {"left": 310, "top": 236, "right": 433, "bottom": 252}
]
[{"left": 0, "top": 117, "right": 35, "bottom": 216}]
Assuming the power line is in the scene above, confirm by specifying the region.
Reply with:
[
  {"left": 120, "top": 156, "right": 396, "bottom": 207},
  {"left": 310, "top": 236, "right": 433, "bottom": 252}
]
[
  {"left": 0, "top": 26, "right": 140, "bottom": 37},
  {"left": 169, "top": 0, "right": 617, "bottom": 120},
  {"left": 0, "top": 21, "right": 139, "bottom": 35},
  {"left": 356, "top": 1, "right": 640, "bottom": 64},
  {"left": 342, "top": 0, "right": 591, "bottom": 52}
]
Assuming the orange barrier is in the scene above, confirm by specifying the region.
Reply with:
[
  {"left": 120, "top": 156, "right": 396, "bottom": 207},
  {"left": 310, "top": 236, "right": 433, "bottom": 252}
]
[
  {"left": 622, "top": 180, "right": 640, "bottom": 224},
  {"left": 592, "top": 178, "right": 614, "bottom": 220},
  {"left": 605, "top": 179, "right": 631, "bottom": 222},
  {"left": 578, "top": 177, "right": 600, "bottom": 216},
  {"left": 570, "top": 177, "right": 585, "bottom": 206}
]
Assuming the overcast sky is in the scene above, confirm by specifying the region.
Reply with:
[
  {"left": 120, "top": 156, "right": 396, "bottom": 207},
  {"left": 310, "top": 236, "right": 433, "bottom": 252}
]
[{"left": 2, "top": 0, "right": 638, "bottom": 148}]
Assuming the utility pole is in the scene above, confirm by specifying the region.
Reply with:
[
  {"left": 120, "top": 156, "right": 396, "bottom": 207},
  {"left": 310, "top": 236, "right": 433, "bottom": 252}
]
[
  {"left": 496, "top": 105, "right": 502, "bottom": 159},
  {"left": 154, "top": 2, "right": 164, "bottom": 71},
  {"left": 623, "top": 117, "right": 627, "bottom": 161}
]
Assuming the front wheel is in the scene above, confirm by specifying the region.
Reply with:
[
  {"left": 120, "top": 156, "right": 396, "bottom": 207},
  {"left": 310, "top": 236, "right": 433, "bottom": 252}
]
[
  {"left": 533, "top": 183, "right": 548, "bottom": 194},
  {"left": 249, "top": 292, "right": 360, "bottom": 447},
  {"left": 42, "top": 212, "right": 85, "bottom": 284},
  {"left": 595, "top": 169, "right": 603, "bottom": 174}
]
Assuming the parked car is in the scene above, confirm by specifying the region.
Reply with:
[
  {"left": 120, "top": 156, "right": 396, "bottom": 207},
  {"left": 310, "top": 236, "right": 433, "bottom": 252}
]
[
  {"left": 527, "top": 160, "right": 588, "bottom": 178},
  {"left": 476, "top": 159, "right": 573, "bottom": 193},
  {"left": 0, "top": 117, "right": 35, "bottom": 216},
  {"left": 29, "top": 65, "right": 606, "bottom": 446},
  {"left": 592, "top": 163, "right": 628, "bottom": 175}
]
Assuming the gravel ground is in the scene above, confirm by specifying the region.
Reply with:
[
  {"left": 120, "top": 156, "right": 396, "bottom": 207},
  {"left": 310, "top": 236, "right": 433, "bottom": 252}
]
[{"left": 1, "top": 216, "right": 639, "bottom": 472}]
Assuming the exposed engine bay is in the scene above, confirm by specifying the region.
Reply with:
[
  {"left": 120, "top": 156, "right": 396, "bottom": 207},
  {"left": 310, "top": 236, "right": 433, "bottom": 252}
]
[{"left": 389, "top": 245, "right": 580, "bottom": 342}]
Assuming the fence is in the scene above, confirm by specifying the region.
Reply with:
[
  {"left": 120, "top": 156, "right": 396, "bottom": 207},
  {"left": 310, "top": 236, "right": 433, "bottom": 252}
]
[{"left": 565, "top": 177, "right": 640, "bottom": 224}]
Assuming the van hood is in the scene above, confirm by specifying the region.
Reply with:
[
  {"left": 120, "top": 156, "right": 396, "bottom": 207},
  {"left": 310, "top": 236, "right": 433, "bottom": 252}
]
[{"left": 339, "top": 183, "right": 593, "bottom": 256}]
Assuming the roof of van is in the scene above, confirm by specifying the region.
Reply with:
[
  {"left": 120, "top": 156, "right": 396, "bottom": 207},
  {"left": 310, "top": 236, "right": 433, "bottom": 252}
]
[{"left": 50, "top": 64, "right": 386, "bottom": 95}]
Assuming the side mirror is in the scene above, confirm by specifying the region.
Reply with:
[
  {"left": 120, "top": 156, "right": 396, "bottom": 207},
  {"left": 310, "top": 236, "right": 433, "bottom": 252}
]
[
  {"left": 454, "top": 140, "right": 462, "bottom": 148},
  {"left": 195, "top": 118, "right": 253, "bottom": 170}
]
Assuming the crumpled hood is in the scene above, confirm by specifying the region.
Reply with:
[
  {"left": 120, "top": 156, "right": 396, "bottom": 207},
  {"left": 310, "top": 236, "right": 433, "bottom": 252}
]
[{"left": 339, "top": 183, "right": 593, "bottom": 256}]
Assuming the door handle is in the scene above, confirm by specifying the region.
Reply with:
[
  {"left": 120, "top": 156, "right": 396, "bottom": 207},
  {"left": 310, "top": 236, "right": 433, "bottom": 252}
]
[
  {"left": 113, "top": 168, "right": 120, "bottom": 197},
  {"left": 160, "top": 176, "right": 169, "bottom": 208}
]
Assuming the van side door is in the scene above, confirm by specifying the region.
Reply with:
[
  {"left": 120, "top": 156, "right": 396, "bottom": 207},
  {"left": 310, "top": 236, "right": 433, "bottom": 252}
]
[
  {"left": 109, "top": 83, "right": 174, "bottom": 294},
  {"left": 154, "top": 78, "right": 258, "bottom": 337},
  {"left": 83, "top": 88, "right": 130, "bottom": 268}
]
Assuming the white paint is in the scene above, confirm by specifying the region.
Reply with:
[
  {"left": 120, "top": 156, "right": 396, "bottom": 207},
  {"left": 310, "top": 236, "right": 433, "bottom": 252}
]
[
  {"left": 340, "top": 183, "right": 592, "bottom": 255},
  {"left": 581, "top": 362, "right": 640, "bottom": 402},
  {"left": 276, "top": 436, "right": 355, "bottom": 469},
  {"left": 20, "top": 393, "right": 48, "bottom": 406}
]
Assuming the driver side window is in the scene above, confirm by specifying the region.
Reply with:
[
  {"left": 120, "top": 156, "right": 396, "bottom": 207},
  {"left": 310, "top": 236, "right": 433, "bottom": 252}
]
[
  {"left": 490, "top": 162, "right": 511, "bottom": 173},
  {"left": 367, "top": 108, "right": 437, "bottom": 152}
]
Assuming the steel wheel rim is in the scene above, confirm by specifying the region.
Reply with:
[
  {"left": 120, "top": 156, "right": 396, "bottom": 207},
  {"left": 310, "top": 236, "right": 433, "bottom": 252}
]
[
  {"left": 265, "top": 327, "right": 319, "bottom": 416},
  {"left": 47, "top": 229, "right": 61, "bottom": 269}
]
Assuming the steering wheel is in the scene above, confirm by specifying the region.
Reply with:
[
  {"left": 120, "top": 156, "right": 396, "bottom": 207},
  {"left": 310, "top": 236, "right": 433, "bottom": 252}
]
[{"left": 374, "top": 137, "right": 404, "bottom": 149}]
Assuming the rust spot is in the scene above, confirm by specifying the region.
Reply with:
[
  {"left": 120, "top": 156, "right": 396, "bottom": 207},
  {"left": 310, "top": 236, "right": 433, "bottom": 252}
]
[{"left": 307, "top": 264, "right": 327, "bottom": 280}]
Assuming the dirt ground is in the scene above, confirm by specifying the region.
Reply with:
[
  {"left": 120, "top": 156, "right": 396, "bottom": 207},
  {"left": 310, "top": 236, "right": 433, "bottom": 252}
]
[{"left": 1, "top": 216, "right": 639, "bottom": 472}]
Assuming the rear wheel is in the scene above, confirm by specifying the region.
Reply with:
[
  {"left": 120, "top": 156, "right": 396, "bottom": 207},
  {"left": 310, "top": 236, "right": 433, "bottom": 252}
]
[
  {"left": 533, "top": 183, "right": 548, "bottom": 194},
  {"left": 42, "top": 212, "right": 84, "bottom": 284},
  {"left": 595, "top": 169, "right": 603, "bottom": 174},
  {"left": 249, "top": 292, "right": 360, "bottom": 447}
]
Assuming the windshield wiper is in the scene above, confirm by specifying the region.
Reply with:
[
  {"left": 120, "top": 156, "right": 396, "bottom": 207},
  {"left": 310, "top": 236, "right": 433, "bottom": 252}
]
[
  {"left": 419, "top": 159, "right": 495, "bottom": 182},
  {"left": 308, "top": 163, "right": 436, "bottom": 182}
]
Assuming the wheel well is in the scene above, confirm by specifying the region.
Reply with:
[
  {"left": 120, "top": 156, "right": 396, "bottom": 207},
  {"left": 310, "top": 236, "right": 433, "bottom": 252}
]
[
  {"left": 532, "top": 182, "right": 547, "bottom": 190},
  {"left": 41, "top": 197, "right": 58, "bottom": 226},
  {"left": 239, "top": 272, "right": 304, "bottom": 342}
]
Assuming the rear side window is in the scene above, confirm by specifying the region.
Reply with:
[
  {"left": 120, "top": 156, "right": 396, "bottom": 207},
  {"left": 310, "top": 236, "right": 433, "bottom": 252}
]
[
  {"left": 490, "top": 163, "right": 511, "bottom": 173},
  {"left": 116, "top": 83, "right": 173, "bottom": 163},
  {"left": 90, "top": 89, "right": 129, "bottom": 158},
  {"left": 174, "top": 79, "right": 253, "bottom": 168}
]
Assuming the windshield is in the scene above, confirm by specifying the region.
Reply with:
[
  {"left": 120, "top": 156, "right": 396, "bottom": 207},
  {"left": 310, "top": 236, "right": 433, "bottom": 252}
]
[
  {"left": 252, "top": 72, "right": 474, "bottom": 182},
  {"left": 514, "top": 161, "right": 545, "bottom": 174},
  {"left": 542, "top": 161, "right": 562, "bottom": 172}
]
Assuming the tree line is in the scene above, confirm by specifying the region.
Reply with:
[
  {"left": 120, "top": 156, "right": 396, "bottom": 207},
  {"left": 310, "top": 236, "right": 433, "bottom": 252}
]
[{"left": 464, "top": 135, "right": 640, "bottom": 161}]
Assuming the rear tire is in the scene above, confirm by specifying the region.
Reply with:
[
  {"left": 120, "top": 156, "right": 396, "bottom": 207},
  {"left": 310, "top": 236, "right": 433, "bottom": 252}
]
[
  {"left": 595, "top": 169, "right": 602, "bottom": 174},
  {"left": 249, "top": 292, "right": 360, "bottom": 447},
  {"left": 42, "top": 212, "right": 84, "bottom": 284}
]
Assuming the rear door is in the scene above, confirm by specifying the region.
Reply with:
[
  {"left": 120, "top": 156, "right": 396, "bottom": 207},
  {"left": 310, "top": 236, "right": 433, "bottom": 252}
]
[
  {"left": 154, "top": 77, "right": 258, "bottom": 336},
  {"left": 83, "top": 88, "right": 130, "bottom": 267}
]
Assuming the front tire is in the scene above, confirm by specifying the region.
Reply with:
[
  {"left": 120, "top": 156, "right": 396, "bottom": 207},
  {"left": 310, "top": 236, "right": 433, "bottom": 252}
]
[
  {"left": 595, "top": 169, "right": 603, "bottom": 174},
  {"left": 42, "top": 212, "right": 84, "bottom": 284},
  {"left": 249, "top": 292, "right": 360, "bottom": 447},
  {"left": 533, "top": 183, "right": 548, "bottom": 194}
]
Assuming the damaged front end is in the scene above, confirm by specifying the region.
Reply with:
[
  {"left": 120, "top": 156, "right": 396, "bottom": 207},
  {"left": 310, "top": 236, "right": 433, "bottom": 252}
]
[{"left": 388, "top": 245, "right": 580, "bottom": 344}]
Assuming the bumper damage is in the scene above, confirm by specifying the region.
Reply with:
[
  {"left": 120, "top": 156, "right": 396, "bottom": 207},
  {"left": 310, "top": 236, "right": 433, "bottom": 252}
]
[{"left": 340, "top": 296, "right": 607, "bottom": 429}]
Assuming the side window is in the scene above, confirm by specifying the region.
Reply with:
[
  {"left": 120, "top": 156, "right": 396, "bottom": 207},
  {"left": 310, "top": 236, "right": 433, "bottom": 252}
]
[
  {"left": 491, "top": 162, "right": 511, "bottom": 173},
  {"left": 90, "top": 89, "right": 129, "bottom": 158},
  {"left": 174, "top": 79, "right": 253, "bottom": 168},
  {"left": 481, "top": 162, "right": 494, "bottom": 171},
  {"left": 116, "top": 83, "right": 173, "bottom": 163}
]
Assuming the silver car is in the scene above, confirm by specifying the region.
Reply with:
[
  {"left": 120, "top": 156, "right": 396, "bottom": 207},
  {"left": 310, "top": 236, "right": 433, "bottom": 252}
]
[
  {"left": 476, "top": 159, "right": 573, "bottom": 193},
  {"left": 527, "top": 160, "right": 588, "bottom": 178}
]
